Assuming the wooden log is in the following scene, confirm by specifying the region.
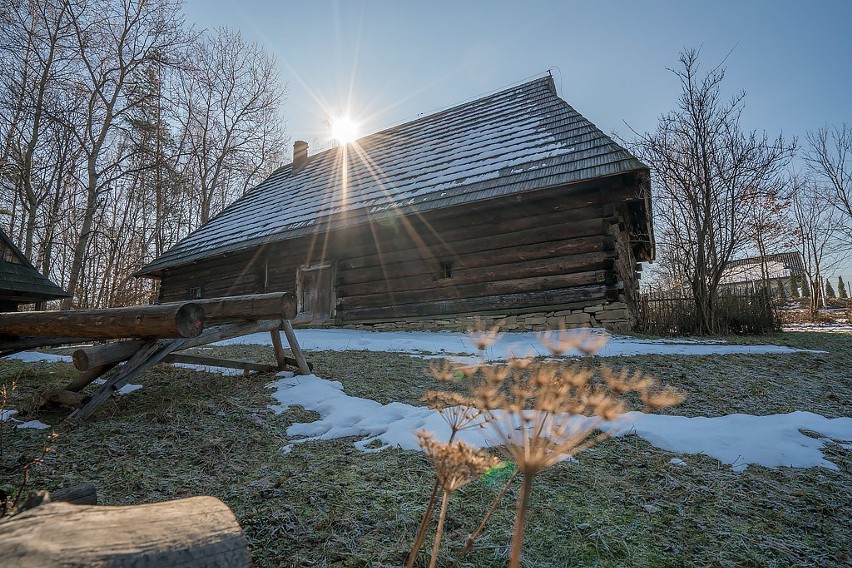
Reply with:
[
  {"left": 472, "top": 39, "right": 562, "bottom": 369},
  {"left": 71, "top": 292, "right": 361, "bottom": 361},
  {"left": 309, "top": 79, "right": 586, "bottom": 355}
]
[
  {"left": 338, "top": 251, "right": 613, "bottom": 299},
  {"left": 65, "top": 363, "right": 116, "bottom": 392},
  {"left": 0, "top": 303, "right": 205, "bottom": 339},
  {"left": 339, "top": 270, "right": 607, "bottom": 310},
  {"left": 282, "top": 320, "right": 311, "bottom": 375},
  {"left": 327, "top": 188, "right": 604, "bottom": 265},
  {"left": 72, "top": 340, "right": 147, "bottom": 371},
  {"left": 338, "top": 218, "right": 607, "bottom": 282},
  {"left": 270, "top": 328, "right": 288, "bottom": 370},
  {"left": 338, "top": 285, "right": 608, "bottom": 322},
  {"left": 0, "top": 497, "right": 250, "bottom": 567},
  {"left": 50, "top": 482, "right": 98, "bottom": 506},
  {"left": 42, "top": 389, "right": 88, "bottom": 407},
  {"left": 179, "top": 319, "right": 283, "bottom": 349},
  {"left": 162, "top": 353, "right": 278, "bottom": 373},
  {"left": 163, "top": 292, "right": 298, "bottom": 322},
  {"left": 70, "top": 318, "right": 283, "bottom": 373},
  {"left": 20, "top": 483, "right": 98, "bottom": 510}
]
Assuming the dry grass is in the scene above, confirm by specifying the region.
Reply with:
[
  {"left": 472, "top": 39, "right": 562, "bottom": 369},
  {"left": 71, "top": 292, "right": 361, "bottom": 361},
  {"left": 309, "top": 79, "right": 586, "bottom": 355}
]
[{"left": 0, "top": 331, "right": 850, "bottom": 566}]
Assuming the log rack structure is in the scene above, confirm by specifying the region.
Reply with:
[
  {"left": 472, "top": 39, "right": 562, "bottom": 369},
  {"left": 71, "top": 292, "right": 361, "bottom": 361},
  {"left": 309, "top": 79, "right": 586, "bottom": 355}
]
[{"left": 0, "top": 293, "right": 312, "bottom": 422}]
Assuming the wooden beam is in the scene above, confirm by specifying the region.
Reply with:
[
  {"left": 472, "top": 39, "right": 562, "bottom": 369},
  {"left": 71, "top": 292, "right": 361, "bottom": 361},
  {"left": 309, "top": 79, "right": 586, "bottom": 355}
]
[
  {"left": 338, "top": 270, "right": 607, "bottom": 310},
  {"left": 42, "top": 389, "right": 88, "bottom": 408},
  {"left": 281, "top": 320, "right": 310, "bottom": 375},
  {"left": 162, "top": 292, "right": 297, "bottom": 322},
  {"left": 162, "top": 353, "right": 278, "bottom": 373},
  {"left": 72, "top": 340, "right": 146, "bottom": 371},
  {"left": 64, "top": 363, "right": 116, "bottom": 392},
  {"left": 0, "top": 304, "right": 205, "bottom": 339},
  {"left": 338, "top": 285, "right": 608, "bottom": 322}
]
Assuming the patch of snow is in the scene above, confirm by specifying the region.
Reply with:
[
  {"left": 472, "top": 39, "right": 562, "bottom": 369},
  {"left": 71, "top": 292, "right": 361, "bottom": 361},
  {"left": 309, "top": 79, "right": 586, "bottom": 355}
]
[
  {"left": 171, "top": 363, "right": 246, "bottom": 376},
  {"left": 268, "top": 374, "right": 852, "bottom": 472},
  {"left": 91, "top": 378, "right": 143, "bottom": 394},
  {"left": 15, "top": 419, "right": 50, "bottom": 430},
  {"left": 669, "top": 458, "right": 688, "bottom": 467},
  {"left": 218, "top": 329, "right": 819, "bottom": 359},
  {"left": 5, "top": 351, "right": 72, "bottom": 363},
  {"left": 1, "top": 408, "right": 50, "bottom": 430}
]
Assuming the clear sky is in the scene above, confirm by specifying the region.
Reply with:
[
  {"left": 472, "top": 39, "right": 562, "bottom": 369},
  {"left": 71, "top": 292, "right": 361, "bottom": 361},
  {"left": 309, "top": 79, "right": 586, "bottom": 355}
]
[
  {"left": 182, "top": 0, "right": 851, "bottom": 280},
  {"left": 182, "top": 0, "right": 850, "bottom": 151}
]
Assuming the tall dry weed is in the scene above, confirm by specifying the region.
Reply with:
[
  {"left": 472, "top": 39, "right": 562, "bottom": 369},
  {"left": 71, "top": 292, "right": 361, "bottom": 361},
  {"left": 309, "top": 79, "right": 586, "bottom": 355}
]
[{"left": 407, "top": 325, "right": 685, "bottom": 567}]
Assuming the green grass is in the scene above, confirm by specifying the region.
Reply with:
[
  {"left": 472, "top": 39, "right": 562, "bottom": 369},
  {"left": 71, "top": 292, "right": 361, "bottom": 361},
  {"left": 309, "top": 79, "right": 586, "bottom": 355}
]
[{"left": 1, "top": 330, "right": 850, "bottom": 566}]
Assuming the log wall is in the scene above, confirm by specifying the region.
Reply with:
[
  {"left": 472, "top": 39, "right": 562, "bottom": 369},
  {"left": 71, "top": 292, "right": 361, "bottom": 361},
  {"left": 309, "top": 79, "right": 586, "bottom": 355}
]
[{"left": 158, "top": 177, "right": 648, "bottom": 330}]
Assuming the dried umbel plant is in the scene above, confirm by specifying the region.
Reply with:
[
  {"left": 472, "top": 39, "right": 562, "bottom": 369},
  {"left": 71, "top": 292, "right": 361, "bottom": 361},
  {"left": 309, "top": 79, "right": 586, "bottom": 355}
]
[
  {"left": 417, "top": 433, "right": 502, "bottom": 568},
  {"left": 409, "top": 326, "right": 685, "bottom": 568}
]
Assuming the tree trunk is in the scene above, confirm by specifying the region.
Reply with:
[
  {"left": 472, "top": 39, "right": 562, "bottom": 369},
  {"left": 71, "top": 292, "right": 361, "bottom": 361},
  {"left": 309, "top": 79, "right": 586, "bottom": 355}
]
[
  {"left": 0, "top": 497, "right": 250, "bottom": 567},
  {"left": 0, "top": 303, "right": 204, "bottom": 339}
]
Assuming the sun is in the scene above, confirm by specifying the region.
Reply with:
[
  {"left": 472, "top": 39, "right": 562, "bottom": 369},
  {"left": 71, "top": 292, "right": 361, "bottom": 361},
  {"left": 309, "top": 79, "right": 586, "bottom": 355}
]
[{"left": 331, "top": 116, "right": 359, "bottom": 145}]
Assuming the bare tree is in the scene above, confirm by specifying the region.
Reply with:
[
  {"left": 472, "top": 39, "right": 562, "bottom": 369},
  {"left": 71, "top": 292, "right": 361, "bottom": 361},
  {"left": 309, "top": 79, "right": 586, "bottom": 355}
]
[
  {"left": 176, "top": 27, "right": 285, "bottom": 227},
  {"left": 62, "top": 0, "right": 183, "bottom": 307},
  {"left": 631, "top": 49, "right": 794, "bottom": 333},
  {"left": 806, "top": 124, "right": 852, "bottom": 237},
  {"left": 0, "top": 0, "right": 74, "bottom": 259},
  {"left": 790, "top": 178, "right": 843, "bottom": 315}
]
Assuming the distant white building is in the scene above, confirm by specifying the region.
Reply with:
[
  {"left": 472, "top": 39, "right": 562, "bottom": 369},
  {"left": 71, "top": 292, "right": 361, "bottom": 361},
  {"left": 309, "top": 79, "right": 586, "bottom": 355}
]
[{"left": 720, "top": 252, "right": 806, "bottom": 294}]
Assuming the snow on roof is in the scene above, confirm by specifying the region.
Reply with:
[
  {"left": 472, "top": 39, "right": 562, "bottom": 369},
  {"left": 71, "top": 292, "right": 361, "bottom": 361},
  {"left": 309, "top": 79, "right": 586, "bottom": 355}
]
[
  {"left": 722, "top": 252, "right": 806, "bottom": 285},
  {"left": 139, "top": 76, "right": 648, "bottom": 275}
]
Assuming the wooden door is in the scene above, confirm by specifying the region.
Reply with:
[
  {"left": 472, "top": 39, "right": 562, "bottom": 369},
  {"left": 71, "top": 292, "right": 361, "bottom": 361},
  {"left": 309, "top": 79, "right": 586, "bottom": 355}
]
[{"left": 297, "top": 263, "right": 335, "bottom": 320}]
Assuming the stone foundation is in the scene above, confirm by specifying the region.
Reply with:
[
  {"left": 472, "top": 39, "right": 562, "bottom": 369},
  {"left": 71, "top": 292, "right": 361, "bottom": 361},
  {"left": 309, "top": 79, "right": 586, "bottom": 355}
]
[{"left": 338, "top": 301, "right": 634, "bottom": 333}]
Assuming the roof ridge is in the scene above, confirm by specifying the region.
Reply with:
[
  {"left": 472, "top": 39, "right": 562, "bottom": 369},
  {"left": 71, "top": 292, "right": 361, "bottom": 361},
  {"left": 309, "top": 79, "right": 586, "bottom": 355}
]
[{"left": 292, "top": 75, "right": 557, "bottom": 169}]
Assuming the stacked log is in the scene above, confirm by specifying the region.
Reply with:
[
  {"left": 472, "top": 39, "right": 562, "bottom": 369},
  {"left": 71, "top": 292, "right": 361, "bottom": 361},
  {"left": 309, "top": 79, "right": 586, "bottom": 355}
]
[{"left": 0, "top": 496, "right": 250, "bottom": 567}]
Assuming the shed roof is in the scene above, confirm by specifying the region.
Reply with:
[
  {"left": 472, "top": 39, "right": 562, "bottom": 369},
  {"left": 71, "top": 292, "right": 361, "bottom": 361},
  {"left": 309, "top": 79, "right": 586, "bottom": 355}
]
[
  {"left": 139, "top": 76, "right": 649, "bottom": 276},
  {"left": 0, "top": 229, "right": 68, "bottom": 304}
]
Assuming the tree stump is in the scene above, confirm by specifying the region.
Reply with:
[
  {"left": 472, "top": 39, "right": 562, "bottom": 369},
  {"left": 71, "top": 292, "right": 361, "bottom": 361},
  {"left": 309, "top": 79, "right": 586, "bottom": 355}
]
[{"left": 0, "top": 496, "right": 250, "bottom": 567}]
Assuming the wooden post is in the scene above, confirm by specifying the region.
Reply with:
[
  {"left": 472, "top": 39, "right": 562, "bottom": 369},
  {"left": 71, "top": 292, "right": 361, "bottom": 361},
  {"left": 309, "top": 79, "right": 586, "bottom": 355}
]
[
  {"left": 0, "top": 303, "right": 205, "bottom": 339},
  {"left": 0, "top": 497, "right": 250, "bottom": 567},
  {"left": 281, "top": 320, "right": 310, "bottom": 375},
  {"left": 270, "top": 328, "right": 287, "bottom": 370}
]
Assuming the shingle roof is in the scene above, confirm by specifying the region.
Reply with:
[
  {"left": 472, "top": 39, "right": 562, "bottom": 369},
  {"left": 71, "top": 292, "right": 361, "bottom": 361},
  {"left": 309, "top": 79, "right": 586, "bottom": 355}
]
[
  {"left": 138, "top": 76, "right": 648, "bottom": 276},
  {"left": 0, "top": 229, "right": 68, "bottom": 302}
]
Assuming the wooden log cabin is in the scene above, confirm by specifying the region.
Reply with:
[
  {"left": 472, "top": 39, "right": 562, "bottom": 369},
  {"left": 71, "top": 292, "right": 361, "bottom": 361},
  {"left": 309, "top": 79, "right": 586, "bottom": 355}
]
[
  {"left": 137, "top": 77, "right": 654, "bottom": 332},
  {"left": 0, "top": 228, "right": 68, "bottom": 312}
]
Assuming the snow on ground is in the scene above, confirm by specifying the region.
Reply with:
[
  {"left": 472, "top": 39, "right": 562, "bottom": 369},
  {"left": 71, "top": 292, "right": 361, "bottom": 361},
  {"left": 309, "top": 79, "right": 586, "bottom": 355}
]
[
  {"left": 268, "top": 374, "right": 852, "bottom": 472},
  {"left": 171, "top": 363, "right": 246, "bottom": 376},
  {"left": 783, "top": 323, "right": 852, "bottom": 333},
  {"left": 5, "top": 351, "right": 72, "bottom": 363},
  {"left": 91, "top": 378, "right": 143, "bottom": 394},
  {"left": 0, "top": 408, "right": 50, "bottom": 430},
  {"left": 217, "top": 329, "right": 818, "bottom": 359}
]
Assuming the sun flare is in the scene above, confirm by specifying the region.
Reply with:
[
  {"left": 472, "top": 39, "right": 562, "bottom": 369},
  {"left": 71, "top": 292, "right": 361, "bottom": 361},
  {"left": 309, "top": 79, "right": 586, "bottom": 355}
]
[{"left": 331, "top": 116, "right": 359, "bottom": 145}]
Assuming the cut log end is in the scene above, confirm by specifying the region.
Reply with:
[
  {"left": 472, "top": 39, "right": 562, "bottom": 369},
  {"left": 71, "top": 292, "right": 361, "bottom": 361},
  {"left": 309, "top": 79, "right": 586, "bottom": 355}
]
[{"left": 175, "top": 303, "right": 205, "bottom": 338}]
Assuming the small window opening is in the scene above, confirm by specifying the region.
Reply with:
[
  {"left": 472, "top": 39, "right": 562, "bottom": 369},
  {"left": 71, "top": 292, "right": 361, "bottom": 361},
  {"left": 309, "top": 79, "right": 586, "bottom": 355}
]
[
  {"left": 439, "top": 261, "right": 453, "bottom": 280},
  {"left": 189, "top": 286, "right": 202, "bottom": 300}
]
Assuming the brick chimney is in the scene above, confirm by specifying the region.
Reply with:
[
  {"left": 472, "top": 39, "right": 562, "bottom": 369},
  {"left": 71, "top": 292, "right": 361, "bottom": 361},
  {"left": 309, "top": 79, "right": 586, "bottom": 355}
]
[{"left": 293, "top": 140, "right": 308, "bottom": 170}]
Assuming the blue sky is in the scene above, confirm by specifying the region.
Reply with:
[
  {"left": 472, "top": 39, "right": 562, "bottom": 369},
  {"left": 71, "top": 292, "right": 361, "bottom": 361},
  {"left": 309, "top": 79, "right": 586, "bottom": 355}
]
[
  {"left": 183, "top": 0, "right": 851, "bottom": 279},
  {"left": 183, "top": 0, "right": 850, "bottom": 150}
]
